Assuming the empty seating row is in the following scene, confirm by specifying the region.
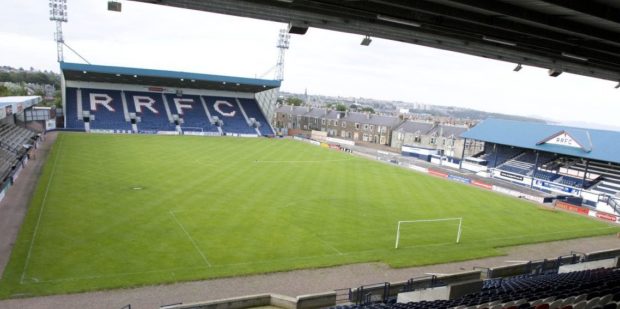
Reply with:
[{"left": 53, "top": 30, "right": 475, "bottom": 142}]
[
  {"left": 480, "top": 145, "right": 523, "bottom": 168},
  {"left": 0, "top": 123, "right": 37, "bottom": 182},
  {"left": 64, "top": 87, "right": 273, "bottom": 136},
  {"left": 332, "top": 268, "right": 620, "bottom": 309},
  {"left": 533, "top": 170, "right": 560, "bottom": 181}
]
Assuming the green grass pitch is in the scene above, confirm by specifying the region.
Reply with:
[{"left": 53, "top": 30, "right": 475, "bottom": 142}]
[{"left": 1, "top": 132, "right": 618, "bottom": 298}]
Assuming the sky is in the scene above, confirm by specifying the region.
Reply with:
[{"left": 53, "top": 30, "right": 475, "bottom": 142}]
[{"left": 2, "top": 0, "right": 620, "bottom": 129}]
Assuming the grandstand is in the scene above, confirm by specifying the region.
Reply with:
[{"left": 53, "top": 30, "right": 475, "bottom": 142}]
[
  {"left": 0, "top": 97, "right": 40, "bottom": 203},
  {"left": 334, "top": 266, "right": 620, "bottom": 309},
  {"left": 460, "top": 119, "right": 620, "bottom": 215},
  {"left": 60, "top": 62, "right": 280, "bottom": 136}
]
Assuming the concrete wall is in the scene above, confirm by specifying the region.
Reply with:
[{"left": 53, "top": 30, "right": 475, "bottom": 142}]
[
  {"left": 163, "top": 292, "right": 336, "bottom": 309},
  {"left": 397, "top": 280, "right": 483, "bottom": 303},
  {"left": 559, "top": 258, "right": 618, "bottom": 273},
  {"left": 586, "top": 248, "right": 620, "bottom": 262},
  {"left": 349, "top": 270, "right": 481, "bottom": 304}
]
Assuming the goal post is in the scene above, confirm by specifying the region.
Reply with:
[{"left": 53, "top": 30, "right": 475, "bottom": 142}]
[{"left": 394, "top": 218, "right": 462, "bottom": 249}]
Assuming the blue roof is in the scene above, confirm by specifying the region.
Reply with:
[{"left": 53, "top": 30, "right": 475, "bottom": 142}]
[
  {"left": 60, "top": 62, "right": 281, "bottom": 88},
  {"left": 461, "top": 118, "right": 620, "bottom": 164}
]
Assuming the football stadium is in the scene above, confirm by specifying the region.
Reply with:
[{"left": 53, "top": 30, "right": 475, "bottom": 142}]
[{"left": 2, "top": 1, "right": 620, "bottom": 309}]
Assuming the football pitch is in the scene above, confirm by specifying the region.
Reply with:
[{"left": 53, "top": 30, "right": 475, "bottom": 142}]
[{"left": 1, "top": 133, "right": 618, "bottom": 297}]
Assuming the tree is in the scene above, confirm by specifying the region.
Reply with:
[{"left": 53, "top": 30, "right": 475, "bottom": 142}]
[
  {"left": 285, "top": 97, "right": 304, "bottom": 106},
  {"left": 360, "top": 107, "right": 375, "bottom": 114},
  {"left": 335, "top": 103, "right": 347, "bottom": 111},
  {"left": 0, "top": 85, "right": 9, "bottom": 96},
  {"left": 53, "top": 90, "right": 62, "bottom": 108}
]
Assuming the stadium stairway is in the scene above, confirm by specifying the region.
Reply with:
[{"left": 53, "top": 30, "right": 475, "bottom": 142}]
[
  {"left": 123, "top": 90, "right": 176, "bottom": 132},
  {"left": 237, "top": 98, "right": 274, "bottom": 135},
  {"left": 164, "top": 94, "right": 220, "bottom": 134},
  {"left": 64, "top": 87, "right": 84, "bottom": 130},
  {"left": 81, "top": 88, "right": 132, "bottom": 132},
  {"left": 203, "top": 96, "right": 257, "bottom": 135}
]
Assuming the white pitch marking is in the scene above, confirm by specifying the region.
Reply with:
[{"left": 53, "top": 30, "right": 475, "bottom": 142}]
[
  {"left": 20, "top": 135, "right": 64, "bottom": 284},
  {"left": 169, "top": 210, "right": 212, "bottom": 267}
]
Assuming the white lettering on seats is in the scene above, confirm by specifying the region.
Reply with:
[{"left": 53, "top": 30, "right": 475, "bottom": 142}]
[
  {"left": 133, "top": 96, "right": 159, "bottom": 114},
  {"left": 174, "top": 98, "right": 193, "bottom": 115},
  {"left": 214, "top": 100, "right": 236, "bottom": 117},
  {"left": 90, "top": 93, "right": 115, "bottom": 112}
]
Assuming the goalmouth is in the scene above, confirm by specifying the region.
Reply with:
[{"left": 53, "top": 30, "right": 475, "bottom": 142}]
[{"left": 394, "top": 218, "right": 463, "bottom": 249}]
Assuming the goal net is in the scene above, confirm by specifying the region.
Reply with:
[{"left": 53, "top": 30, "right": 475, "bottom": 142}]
[{"left": 394, "top": 218, "right": 462, "bottom": 249}]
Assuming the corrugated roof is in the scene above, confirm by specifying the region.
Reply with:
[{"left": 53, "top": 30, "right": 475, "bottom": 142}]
[{"left": 461, "top": 118, "right": 620, "bottom": 164}]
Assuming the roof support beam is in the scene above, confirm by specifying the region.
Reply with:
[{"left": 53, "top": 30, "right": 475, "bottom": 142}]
[
  {"left": 440, "top": 0, "right": 620, "bottom": 47},
  {"left": 540, "top": 0, "right": 620, "bottom": 24}
]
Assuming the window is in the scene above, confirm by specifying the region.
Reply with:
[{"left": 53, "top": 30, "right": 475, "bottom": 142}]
[
  {"left": 369, "top": 125, "right": 374, "bottom": 131},
  {"left": 334, "top": 120, "right": 338, "bottom": 126},
  {"left": 355, "top": 123, "right": 360, "bottom": 129},
  {"left": 341, "top": 130, "right": 346, "bottom": 138},
  {"left": 364, "top": 124, "right": 369, "bottom": 130},
  {"left": 414, "top": 136, "right": 421, "bottom": 143},
  {"left": 430, "top": 137, "right": 436, "bottom": 144},
  {"left": 322, "top": 119, "right": 326, "bottom": 125},
  {"left": 342, "top": 121, "right": 346, "bottom": 128}
]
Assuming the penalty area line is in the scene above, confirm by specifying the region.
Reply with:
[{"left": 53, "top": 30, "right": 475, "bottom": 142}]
[
  {"left": 20, "top": 135, "right": 63, "bottom": 285},
  {"left": 169, "top": 210, "right": 212, "bottom": 267}
]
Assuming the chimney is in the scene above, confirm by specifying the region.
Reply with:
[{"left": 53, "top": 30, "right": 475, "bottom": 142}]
[
  {"left": 366, "top": 113, "right": 371, "bottom": 119},
  {"left": 337, "top": 113, "right": 341, "bottom": 119}
]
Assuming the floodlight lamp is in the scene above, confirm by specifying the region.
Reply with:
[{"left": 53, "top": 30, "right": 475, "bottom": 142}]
[
  {"left": 513, "top": 63, "right": 522, "bottom": 72},
  {"left": 548, "top": 68, "right": 562, "bottom": 77},
  {"left": 361, "top": 35, "right": 372, "bottom": 46},
  {"left": 108, "top": 1, "right": 122, "bottom": 12}
]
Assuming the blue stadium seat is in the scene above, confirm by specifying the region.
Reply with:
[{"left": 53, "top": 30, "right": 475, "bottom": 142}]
[
  {"left": 123, "top": 91, "right": 176, "bottom": 132},
  {"left": 237, "top": 98, "right": 274, "bottom": 135},
  {"left": 202, "top": 96, "right": 257, "bottom": 135},
  {"left": 163, "top": 94, "right": 219, "bottom": 133},
  {"left": 64, "top": 87, "right": 272, "bottom": 136},
  {"left": 80, "top": 88, "right": 132, "bottom": 131}
]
